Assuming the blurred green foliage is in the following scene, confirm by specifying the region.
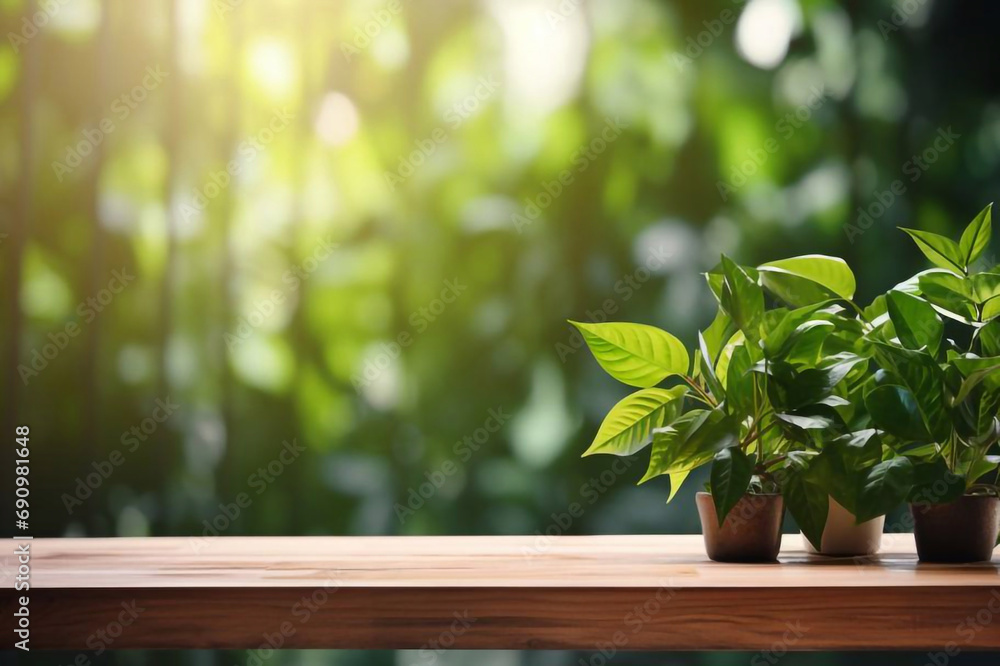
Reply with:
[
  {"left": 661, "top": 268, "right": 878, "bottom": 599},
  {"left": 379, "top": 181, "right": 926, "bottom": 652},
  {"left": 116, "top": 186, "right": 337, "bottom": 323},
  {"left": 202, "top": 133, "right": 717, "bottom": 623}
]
[{"left": 3, "top": 0, "right": 1000, "bottom": 663}]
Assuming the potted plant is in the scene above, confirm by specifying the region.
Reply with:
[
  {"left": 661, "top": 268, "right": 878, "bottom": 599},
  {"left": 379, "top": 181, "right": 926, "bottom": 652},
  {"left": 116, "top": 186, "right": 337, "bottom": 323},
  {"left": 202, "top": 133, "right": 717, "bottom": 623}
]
[
  {"left": 573, "top": 252, "right": 889, "bottom": 560},
  {"left": 862, "top": 204, "right": 1000, "bottom": 562}
]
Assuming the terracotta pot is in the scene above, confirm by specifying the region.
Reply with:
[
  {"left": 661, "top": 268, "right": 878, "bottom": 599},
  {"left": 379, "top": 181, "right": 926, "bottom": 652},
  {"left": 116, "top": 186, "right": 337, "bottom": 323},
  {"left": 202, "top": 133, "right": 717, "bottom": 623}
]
[
  {"left": 696, "top": 492, "right": 784, "bottom": 562},
  {"left": 910, "top": 495, "right": 1000, "bottom": 563},
  {"left": 803, "top": 497, "right": 884, "bottom": 557}
]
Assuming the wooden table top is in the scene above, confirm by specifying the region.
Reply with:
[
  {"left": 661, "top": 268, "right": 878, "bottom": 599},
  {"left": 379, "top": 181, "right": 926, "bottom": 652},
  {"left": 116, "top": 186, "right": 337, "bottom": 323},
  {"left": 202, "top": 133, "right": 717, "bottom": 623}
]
[{"left": 4, "top": 534, "right": 999, "bottom": 651}]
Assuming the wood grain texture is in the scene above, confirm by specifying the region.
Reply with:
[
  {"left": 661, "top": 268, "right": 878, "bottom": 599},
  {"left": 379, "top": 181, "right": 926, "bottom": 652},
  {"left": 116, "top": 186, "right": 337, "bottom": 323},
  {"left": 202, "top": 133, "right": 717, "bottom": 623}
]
[{"left": 3, "top": 534, "right": 999, "bottom": 651}]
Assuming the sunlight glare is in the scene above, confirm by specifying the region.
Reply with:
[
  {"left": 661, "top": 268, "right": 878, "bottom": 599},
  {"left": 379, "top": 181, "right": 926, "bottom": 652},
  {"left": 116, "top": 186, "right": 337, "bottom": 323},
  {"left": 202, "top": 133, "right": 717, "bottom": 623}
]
[
  {"left": 315, "top": 92, "right": 360, "bottom": 146},
  {"left": 248, "top": 39, "right": 297, "bottom": 97},
  {"left": 735, "top": 0, "right": 801, "bottom": 70}
]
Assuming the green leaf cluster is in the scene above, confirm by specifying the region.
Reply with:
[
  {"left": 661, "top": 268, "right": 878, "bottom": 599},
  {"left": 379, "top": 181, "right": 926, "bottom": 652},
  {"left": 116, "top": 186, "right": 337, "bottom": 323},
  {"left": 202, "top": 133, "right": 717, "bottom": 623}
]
[
  {"left": 864, "top": 203, "right": 1000, "bottom": 503},
  {"left": 573, "top": 203, "right": 1000, "bottom": 549},
  {"left": 574, "top": 252, "right": 873, "bottom": 548}
]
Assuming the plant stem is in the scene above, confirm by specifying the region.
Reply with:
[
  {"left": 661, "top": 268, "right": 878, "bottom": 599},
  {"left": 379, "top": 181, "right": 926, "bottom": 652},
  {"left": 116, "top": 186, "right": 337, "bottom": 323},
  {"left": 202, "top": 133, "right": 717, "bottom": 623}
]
[
  {"left": 949, "top": 431, "right": 959, "bottom": 474},
  {"left": 846, "top": 299, "right": 871, "bottom": 325},
  {"left": 682, "top": 375, "right": 717, "bottom": 408}
]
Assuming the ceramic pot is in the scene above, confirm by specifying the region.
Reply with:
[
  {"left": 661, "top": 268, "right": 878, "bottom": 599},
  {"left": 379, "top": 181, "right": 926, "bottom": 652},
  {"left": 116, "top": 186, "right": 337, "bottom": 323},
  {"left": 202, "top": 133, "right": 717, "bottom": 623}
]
[
  {"left": 696, "top": 491, "right": 784, "bottom": 562},
  {"left": 910, "top": 495, "right": 1000, "bottom": 563},
  {"left": 803, "top": 497, "right": 884, "bottom": 557}
]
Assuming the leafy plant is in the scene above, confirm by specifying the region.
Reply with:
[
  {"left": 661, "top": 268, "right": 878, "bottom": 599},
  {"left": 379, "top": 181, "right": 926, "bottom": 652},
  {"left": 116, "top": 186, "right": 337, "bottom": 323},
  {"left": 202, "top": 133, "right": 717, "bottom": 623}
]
[
  {"left": 863, "top": 203, "right": 1000, "bottom": 504},
  {"left": 572, "top": 252, "right": 894, "bottom": 548}
]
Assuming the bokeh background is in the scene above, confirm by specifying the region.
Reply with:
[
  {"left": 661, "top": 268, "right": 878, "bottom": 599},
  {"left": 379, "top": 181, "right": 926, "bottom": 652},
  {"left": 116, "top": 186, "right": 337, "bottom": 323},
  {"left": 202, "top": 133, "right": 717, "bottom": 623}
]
[{"left": 2, "top": 0, "right": 1000, "bottom": 663}]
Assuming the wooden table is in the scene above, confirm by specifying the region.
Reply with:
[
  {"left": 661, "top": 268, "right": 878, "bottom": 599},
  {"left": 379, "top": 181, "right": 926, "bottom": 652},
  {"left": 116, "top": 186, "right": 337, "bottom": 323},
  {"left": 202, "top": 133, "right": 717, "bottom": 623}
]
[{"left": 3, "top": 534, "right": 999, "bottom": 651}]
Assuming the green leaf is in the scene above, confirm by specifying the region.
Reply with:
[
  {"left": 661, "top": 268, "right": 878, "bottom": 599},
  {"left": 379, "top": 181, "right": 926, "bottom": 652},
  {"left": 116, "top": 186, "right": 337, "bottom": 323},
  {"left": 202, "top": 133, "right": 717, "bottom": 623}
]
[
  {"left": 758, "top": 255, "right": 857, "bottom": 301},
  {"left": 863, "top": 294, "right": 888, "bottom": 323},
  {"left": 980, "top": 320, "right": 1000, "bottom": 356},
  {"left": 969, "top": 456, "right": 1000, "bottom": 485},
  {"left": 719, "top": 255, "right": 764, "bottom": 343},
  {"left": 759, "top": 270, "right": 839, "bottom": 308},
  {"left": 813, "top": 430, "right": 883, "bottom": 515},
  {"left": 918, "top": 270, "right": 971, "bottom": 299},
  {"left": 776, "top": 320, "right": 836, "bottom": 365},
  {"left": 865, "top": 384, "right": 931, "bottom": 441},
  {"left": 959, "top": 203, "right": 993, "bottom": 267},
  {"left": 917, "top": 270, "right": 977, "bottom": 321},
  {"left": 763, "top": 353, "right": 867, "bottom": 411},
  {"left": 696, "top": 334, "right": 725, "bottom": 401},
  {"left": 870, "top": 342, "right": 950, "bottom": 442},
  {"left": 701, "top": 309, "right": 733, "bottom": 364},
  {"left": 583, "top": 387, "right": 687, "bottom": 457},
  {"left": 761, "top": 302, "right": 832, "bottom": 355},
  {"left": 812, "top": 450, "right": 856, "bottom": 515},
  {"left": 725, "top": 343, "right": 755, "bottom": 417},
  {"left": 714, "top": 331, "right": 744, "bottom": 388},
  {"left": 838, "top": 429, "right": 883, "bottom": 470},
  {"left": 885, "top": 290, "right": 943, "bottom": 356},
  {"left": 907, "top": 458, "right": 967, "bottom": 505},
  {"left": 666, "top": 470, "right": 689, "bottom": 503},
  {"left": 984, "top": 297, "right": 1000, "bottom": 321},
  {"left": 774, "top": 410, "right": 837, "bottom": 430},
  {"left": 900, "top": 228, "right": 966, "bottom": 273},
  {"left": 705, "top": 271, "right": 726, "bottom": 305},
  {"left": 855, "top": 457, "right": 914, "bottom": 523},
  {"left": 969, "top": 272, "right": 1000, "bottom": 304},
  {"left": 952, "top": 356, "right": 1000, "bottom": 401},
  {"left": 973, "top": 393, "right": 1000, "bottom": 445},
  {"left": 970, "top": 273, "right": 1000, "bottom": 320},
  {"left": 782, "top": 466, "right": 829, "bottom": 550},
  {"left": 641, "top": 409, "right": 738, "bottom": 482},
  {"left": 570, "top": 321, "right": 690, "bottom": 388},
  {"left": 710, "top": 447, "right": 753, "bottom": 525}
]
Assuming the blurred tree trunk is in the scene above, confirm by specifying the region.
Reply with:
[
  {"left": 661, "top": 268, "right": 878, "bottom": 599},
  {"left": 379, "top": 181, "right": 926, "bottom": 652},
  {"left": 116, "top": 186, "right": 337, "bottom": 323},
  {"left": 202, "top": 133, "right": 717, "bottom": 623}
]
[
  {"left": 216, "top": 0, "right": 244, "bottom": 507},
  {"left": 83, "top": 0, "right": 112, "bottom": 507},
  {"left": 3, "top": 0, "right": 37, "bottom": 452},
  {"left": 155, "top": 0, "right": 181, "bottom": 533}
]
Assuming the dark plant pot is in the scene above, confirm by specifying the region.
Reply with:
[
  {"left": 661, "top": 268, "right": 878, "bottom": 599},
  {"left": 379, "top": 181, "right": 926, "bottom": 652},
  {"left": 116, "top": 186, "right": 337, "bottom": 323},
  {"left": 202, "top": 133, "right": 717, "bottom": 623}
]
[
  {"left": 695, "top": 491, "right": 784, "bottom": 563},
  {"left": 910, "top": 495, "right": 1000, "bottom": 563}
]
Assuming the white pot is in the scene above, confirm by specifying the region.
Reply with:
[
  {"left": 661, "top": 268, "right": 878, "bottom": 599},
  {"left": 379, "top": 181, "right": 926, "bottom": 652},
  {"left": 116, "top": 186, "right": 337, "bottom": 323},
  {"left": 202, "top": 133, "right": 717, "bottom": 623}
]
[{"left": 803, "top": 497, "right": 884, "bottom": 557}]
